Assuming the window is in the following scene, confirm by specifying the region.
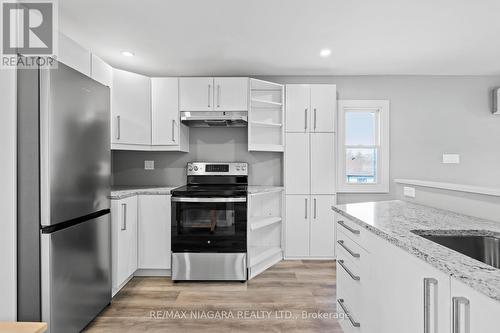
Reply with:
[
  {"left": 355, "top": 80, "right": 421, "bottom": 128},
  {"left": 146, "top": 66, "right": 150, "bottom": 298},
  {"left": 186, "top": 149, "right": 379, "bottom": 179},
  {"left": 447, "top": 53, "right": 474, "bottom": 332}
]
[{"left": 337, "top": 100, "right": 390, "bottom": 193}]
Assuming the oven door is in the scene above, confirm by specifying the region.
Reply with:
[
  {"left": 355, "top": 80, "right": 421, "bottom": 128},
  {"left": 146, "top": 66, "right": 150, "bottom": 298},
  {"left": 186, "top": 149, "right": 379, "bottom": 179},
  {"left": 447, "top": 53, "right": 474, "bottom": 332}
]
[{"left": 171, "top": 197, "right": 247, "bottom": 252}]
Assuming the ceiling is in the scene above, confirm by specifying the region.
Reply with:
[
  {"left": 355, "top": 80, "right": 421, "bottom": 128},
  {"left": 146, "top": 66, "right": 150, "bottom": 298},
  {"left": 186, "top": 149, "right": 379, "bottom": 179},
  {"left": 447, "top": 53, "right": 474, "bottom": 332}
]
[{"left": 59, "top": 0, "right": 500, "bottom": 76}]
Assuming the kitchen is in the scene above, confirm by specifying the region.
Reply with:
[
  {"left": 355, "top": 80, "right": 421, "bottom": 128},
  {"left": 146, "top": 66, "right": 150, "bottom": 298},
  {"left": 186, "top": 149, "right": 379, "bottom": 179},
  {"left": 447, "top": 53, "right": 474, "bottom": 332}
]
[{"left": 1, "top": 1, "right": 500, "bottom": 333}]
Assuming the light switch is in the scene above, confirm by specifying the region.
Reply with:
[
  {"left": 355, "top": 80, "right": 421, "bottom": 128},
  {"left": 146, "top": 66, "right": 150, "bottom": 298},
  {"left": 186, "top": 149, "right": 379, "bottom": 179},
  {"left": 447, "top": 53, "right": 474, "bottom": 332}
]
[
  {"left": 442, "top": 154, "right": 460, "bottom": 164},
  {"left": 403, "top": 186, "right": 416, "bottom": 198},
  {"left": 144, "top": 160, "right": 155, "bottom": 170}
]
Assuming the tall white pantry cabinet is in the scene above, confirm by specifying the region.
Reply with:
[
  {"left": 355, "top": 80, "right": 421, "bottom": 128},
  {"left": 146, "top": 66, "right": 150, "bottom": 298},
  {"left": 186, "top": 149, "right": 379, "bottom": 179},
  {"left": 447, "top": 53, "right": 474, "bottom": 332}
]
[{"left": 284, "top": 84, "right": 337, "bottom": 259}]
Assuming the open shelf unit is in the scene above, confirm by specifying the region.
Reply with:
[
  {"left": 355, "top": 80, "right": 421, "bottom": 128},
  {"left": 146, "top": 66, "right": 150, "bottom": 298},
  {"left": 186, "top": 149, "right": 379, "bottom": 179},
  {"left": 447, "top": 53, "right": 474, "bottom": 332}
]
[
  {"left": 248, "top": 79, "right": 284, "bottom": 152},
  {"left": 247, "top": 189, "right": 284, "bottom": 279}
]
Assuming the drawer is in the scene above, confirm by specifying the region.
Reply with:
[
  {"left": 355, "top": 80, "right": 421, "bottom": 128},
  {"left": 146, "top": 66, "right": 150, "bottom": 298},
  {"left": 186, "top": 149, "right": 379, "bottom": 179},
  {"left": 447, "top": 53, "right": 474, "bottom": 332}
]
[
  {"left": 335, "top": 214, "right": 369, "bottom": 252},
  {"left": 336, "top": 230, "right": 367, "bottom": 269},
  {"left": 336, "top": 251, "right": 363, "bottom": 331}
]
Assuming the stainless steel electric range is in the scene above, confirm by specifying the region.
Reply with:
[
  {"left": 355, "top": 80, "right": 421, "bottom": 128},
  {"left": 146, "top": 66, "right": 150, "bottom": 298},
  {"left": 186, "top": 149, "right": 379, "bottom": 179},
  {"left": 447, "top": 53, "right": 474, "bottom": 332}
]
[{"left": 171, "top": 162, "right": 248, "bottom": 281}]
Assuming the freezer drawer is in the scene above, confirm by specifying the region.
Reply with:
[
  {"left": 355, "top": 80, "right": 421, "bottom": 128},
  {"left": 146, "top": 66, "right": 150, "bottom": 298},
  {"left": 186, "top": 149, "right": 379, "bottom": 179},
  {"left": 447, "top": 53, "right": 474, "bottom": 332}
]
[{"left": 41, "top": 213, "right": 111, "bottom": 333}]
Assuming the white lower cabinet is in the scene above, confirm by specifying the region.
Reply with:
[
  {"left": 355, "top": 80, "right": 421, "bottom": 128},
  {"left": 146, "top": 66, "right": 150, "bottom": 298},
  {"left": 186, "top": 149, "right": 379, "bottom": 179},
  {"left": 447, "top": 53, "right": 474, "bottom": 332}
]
[
  {"left": 362, "top": 231, "right": 450, "bottom": 333},
  {"left": 335, "top": 214, "right": 500, "bottom": 333},
  {"left": 450, "top": 278, "right": 500, "bottom": 333},
  {"left": 111, "top": 193, "right": 172, "bottom": 295},
  {"left": 285, "top": 195, "right": 336, "bottom": 258},
  {"left": 111, "top": 196, "right": 138, "bottom": 294},
  {"left": 138, "top": 195, "right": 171, "bottom": 270}
]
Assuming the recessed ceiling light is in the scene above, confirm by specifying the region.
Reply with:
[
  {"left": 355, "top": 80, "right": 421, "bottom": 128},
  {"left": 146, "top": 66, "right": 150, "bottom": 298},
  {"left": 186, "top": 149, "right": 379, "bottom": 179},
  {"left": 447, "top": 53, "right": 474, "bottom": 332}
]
[
  {"left": 121, "top": 51, "right": 135, "bottom": 57},
  {"left": 320, "top": 49, "right": 331, "bottom": 57}
]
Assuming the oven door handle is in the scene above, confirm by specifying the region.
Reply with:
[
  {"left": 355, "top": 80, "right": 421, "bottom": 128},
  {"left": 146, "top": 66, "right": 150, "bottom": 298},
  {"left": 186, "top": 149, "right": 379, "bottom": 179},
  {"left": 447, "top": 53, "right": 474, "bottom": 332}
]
[{"left": 171, "top": 197, "right": 247, "bottom": 203}]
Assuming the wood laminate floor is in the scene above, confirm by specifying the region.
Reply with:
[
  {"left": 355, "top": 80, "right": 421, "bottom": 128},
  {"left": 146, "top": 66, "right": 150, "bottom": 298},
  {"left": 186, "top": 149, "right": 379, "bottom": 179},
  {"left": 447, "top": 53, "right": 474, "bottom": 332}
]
[{"left": 84, "top": 260, "right": 343, "bottom": 333}]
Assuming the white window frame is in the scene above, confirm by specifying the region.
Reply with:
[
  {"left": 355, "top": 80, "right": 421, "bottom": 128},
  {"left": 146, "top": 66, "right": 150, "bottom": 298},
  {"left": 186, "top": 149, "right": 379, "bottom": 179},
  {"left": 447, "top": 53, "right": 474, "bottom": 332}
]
[{"left": 337, "top": 100, "right": 390, "bottom": 193}]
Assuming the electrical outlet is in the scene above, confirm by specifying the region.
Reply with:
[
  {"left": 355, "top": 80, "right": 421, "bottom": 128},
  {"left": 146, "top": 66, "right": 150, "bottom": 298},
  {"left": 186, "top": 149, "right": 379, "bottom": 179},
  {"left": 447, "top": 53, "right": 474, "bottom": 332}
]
[
  {"left": 403, "top": 186, "right": 416, "bottom": 198},
  {"left": 442, "top": 154, "right": 460, "bottom": 164},
  {"left": 144, "top": 160, "right": 155, "bottom": 170}
]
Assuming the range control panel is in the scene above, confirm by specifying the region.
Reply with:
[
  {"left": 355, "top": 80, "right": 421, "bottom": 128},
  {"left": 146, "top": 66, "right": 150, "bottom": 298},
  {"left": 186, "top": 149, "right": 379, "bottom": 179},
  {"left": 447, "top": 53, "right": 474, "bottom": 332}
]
[{"left": 187, "top": 162, "right": 248, "bottom": 176}]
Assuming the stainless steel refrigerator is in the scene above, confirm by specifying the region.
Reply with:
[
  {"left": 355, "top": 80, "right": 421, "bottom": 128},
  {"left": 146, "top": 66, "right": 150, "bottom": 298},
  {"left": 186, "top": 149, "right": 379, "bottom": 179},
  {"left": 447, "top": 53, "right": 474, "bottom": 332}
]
[{"left": 17, "top": 60, "right": 111, "bottom": 333}]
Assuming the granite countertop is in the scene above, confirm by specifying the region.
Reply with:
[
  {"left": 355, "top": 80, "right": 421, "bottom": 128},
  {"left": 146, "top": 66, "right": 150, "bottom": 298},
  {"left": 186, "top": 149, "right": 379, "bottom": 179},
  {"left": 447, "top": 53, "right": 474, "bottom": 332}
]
[
  {"left": 332, "top": 200, "right": 500, "bottom": 303},
  {"left": 110, "top": 186, "right": 178, "bottom": 199},
  {"left": 111, "top": 185, "right": 284, "bottom": 199},
  {"left": 247, "top": 186, "right": 284, "bottom": 194}
]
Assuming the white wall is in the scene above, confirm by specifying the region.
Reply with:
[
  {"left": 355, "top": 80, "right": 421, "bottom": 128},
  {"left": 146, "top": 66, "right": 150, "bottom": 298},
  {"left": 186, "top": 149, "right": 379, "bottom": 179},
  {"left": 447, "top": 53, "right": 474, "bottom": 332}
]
[
  {"left": 112, "top": 127, "right": 283, "bottom": 186},
  {"left": 0, "top": 69, "right": 17, "bottom": 320}
]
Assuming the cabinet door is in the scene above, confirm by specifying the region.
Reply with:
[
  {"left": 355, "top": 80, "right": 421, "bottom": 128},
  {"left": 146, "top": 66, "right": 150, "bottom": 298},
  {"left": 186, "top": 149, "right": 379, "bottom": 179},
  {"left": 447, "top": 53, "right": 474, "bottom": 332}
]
[
  {"left": 138, "top": 195, "right": 171, "bottom": 269},
  {"left": 309, "top": 195, "right": 336, "bottom": 257},
  {"left": 310, "top": 85, "right": 336, "bottom": 132},
  {"left": 364, "top": 232, "right": 451, "bottom": 333},
  {"left": 91, "top": 54, "right": 112, "bottom": 87},
  {"left": 214, "top": 78, "right": 248, "bottom": 111},
  {"left": 179, "top": 77, "right": 214, "bottom": 111},
  {"left": 310, "top": 133, "right": 335, "bottom": 194},
  {"left": 285, "top": 133, "right": 310, "bottom": 194},
  {"left": 58, "top": 33, "right": 91, "bottom": 76},
  {"left": 152, "top": 78, "right": 179, "bottom": 145},
  {"left": 111, "top": 196, "right": 138, "bottom": 291},
  {"left": 111, "top": 68, "right": 151, "bottom": 145},
  {"left": 285, "top": 85, "right": 310, "bottom": 132},
  {"left": 285, "top": 195, "right": 310, "bottom": 257},
  {"left": 450, "top": 279, "right": 500, "bottom": 333}
]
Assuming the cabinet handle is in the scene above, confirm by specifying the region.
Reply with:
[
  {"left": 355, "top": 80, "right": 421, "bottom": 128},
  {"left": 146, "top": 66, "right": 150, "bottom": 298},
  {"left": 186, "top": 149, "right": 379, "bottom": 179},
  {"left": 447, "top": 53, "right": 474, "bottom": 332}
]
[
  {"left": 424, "top": 278, "right": 438, "bottom": 333},
  {"left": 314, "top": 108, "right": 317, "bottom": 130},
  {"left": 337, "top": 240, "right": 360, "bottom": 258},
  {"left": 313, "top": 198, "right": 317, "bottom": 219},
  {"left": 208, "top": 84, "right": 211, "bottom": 107},
  {"left": 452, "top": 297, "right": 470, "bottom": 333},
  {"left": 337, "top": 299, "right": 361, "bottom": 328},
  {"left": 304, "top": 108, "right": 308, "bottom": 130},
  {"left": 172, "top": 119, "right": 176, "bottom": 142},
  {"left": 217, "top": 85, "right": 221, "bottom": 107},
  {"left": 304, "top": 198, "right": 308, "bottom": 219},
  {"left": 337, "top": 260, "right": 360, "bottom": 281},
  {"left": 337, "top": 220, "right": 361, "bottom": 235},
  {"left": 116, "top": 115, "right": 121, "bottom": 140},
  {"left": 121, "top": 203, "right": 127, "bottom": 231}
]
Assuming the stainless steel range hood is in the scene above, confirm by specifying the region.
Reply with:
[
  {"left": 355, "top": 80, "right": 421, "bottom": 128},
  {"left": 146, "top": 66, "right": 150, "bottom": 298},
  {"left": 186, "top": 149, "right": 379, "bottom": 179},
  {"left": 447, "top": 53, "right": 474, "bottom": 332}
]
[{"left": 180, "top": 111, "right": 248, "bottom": 128}]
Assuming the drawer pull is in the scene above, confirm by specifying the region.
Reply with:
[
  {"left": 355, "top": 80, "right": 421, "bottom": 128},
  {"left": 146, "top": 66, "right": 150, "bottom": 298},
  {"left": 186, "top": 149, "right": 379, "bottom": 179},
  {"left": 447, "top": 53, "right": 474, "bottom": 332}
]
[
  {"left": 338, "top": 220, "right": 360, "bottom": 234},
  {"left": 337, "top": 299, "right": 361, "bottom": 328},
  {"left": 338, "top": 260, "right": 360, "bottom": 281},
  {"left": 337, "top": 240, "right": 360, "bottom": 258},
  {"left": 452, "top": 296, "right": 470, "bottom": 333}
]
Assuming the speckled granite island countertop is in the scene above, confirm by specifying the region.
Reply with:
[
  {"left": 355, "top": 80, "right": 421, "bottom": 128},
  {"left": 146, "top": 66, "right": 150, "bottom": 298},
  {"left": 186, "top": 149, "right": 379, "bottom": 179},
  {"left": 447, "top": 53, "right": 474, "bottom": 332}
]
[
  {"left": 110, "top": 186, "right": 178, "bottom": 199},
  {"left": 332, "top": 200, "right": 500, "bottom": 303}
]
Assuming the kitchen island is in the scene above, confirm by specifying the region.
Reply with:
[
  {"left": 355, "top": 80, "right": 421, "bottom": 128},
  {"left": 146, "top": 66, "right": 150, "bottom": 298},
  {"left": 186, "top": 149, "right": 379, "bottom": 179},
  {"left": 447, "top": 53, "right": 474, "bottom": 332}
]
[{"left": 333, "top": 200, "right": 500, "bottom": 333}]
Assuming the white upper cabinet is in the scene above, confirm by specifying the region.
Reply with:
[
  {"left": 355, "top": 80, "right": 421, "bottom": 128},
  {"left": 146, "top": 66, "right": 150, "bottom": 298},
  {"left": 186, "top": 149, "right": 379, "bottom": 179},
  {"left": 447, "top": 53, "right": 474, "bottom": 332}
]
[
  {"left": 91, "top": 54, "right": 112, "bottom": 87},
  {"left": 151, "top": 78, "right": 179, "bottom": 146},
  {"left": 111, "top": 68, "right": 151, "bottom": 146},
  {"left": 310, "top": 133, "right": 335, "bottom": 194},
  {"left": 285, "top": 133, "right": 310, "bottom": 194},
  {"left": 57, "top": 33, "right": 91, "bottom": 76},
  {"left": 310, "top": 85, "right": 336, "bottom": 132},
  {"left": 285, "top": 84, "right": 336, "bottom": 133},
  {"left": 285, "top": 85, "right": 310, "bottom": 132},
  {"left": 179, "top": 77, "right": 215, "bottom": 111},
  {"left": 179, "top": 77, "right": 249, "bottom": 111},
  {"left": 214, "top": 78, "right": 248, "bottom": 111}
]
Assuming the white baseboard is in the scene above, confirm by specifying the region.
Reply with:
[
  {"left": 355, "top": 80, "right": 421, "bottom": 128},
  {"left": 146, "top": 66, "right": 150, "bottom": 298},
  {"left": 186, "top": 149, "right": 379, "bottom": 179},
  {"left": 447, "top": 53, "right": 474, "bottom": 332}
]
[{"left": 134, "top": 269, "right": 171, "bottom": 277}]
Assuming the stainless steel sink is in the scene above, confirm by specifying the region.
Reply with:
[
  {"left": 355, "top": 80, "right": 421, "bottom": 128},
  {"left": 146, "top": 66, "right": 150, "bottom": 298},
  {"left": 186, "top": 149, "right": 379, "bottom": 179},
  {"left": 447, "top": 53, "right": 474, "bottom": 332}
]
[{"left": 411, "top": 231, "right": 500, "bottom": 269}]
